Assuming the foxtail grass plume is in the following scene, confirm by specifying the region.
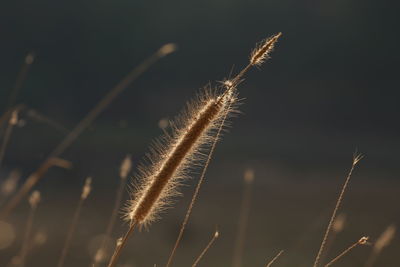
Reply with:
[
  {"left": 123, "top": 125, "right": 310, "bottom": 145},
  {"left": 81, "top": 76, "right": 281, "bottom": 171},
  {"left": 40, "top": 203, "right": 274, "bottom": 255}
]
[
  {"left": 108, "top": 33, "right": 282, "bottom": 267},
  {"left": 126, "top": 89, "right": 238, "bottom": 226},
  {"left": 125, "top": 34, "right": 281, "bottom": 227}
]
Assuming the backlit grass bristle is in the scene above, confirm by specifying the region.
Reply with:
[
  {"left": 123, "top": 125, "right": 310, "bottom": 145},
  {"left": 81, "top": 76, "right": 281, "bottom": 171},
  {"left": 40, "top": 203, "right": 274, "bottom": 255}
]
[
  {"left": 250, "top": 32, "right": 282, "bottom": 66},
  {"left": 125, "top": 88, "right": 238, "bottom": 226}
]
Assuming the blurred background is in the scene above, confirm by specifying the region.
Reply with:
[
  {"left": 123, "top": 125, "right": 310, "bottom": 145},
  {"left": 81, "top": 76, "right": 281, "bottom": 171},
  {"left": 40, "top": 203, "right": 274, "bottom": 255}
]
[{"left": 0, "top": 0, "right": 399, "bottom": 266}]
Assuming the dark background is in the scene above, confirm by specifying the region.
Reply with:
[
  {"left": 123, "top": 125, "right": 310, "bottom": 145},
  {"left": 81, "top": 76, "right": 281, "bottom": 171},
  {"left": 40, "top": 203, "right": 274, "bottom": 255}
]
[{"left": 0, "top": 0, "right": 399, "bottom": 266}]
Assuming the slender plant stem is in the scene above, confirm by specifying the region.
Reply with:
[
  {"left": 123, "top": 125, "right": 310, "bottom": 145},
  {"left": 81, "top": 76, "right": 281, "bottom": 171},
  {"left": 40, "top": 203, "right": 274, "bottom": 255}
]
[
  {"left": 165, "top": 100, "right": 231, "bottom": 267},
  {"left": 7, "top": 53, "right": 35, "bottom": 112},
  {"left": 265, "top": 250, "right": 284, "bottom": 267},
  {"left": 313, "top": 154, "right": 362, "bottom": 267},
  {"left": 19, "top": 204, "right": 37, "bottom": 267},
  {"left": 92, "top": 176, "right": 127, "bottom": 266},
  {"left": 0, "top": 45, "right": 175, "bottom": 219},
  {"left": 0, "top": 52, "right": 34, "bottom": 138},
  {"left": 192, "top": 231, "right": 219, "bottom": 267},
  {"left": 165, "top": 53, "right": 254, "bottom": 267},
  {"left": 0, "top": 110, "right": 18, "bottom": 169},
  {"left": 324, "top": 237, "right": 368, "bottom": 267},
  {"left": 319, "top": 229, "right": 339, "bottom": 265},
  {"left": 232, "top": 170, "right": 254, "bottom": 267},
  {"left": 27, "top": 109, "right": 69, "bottom": 134},
  {"left": 107, "top": 222, "right": 136, "bottom": 267},
  {"left": 57, "top": 198, "right": 85, "bottom": 267}
]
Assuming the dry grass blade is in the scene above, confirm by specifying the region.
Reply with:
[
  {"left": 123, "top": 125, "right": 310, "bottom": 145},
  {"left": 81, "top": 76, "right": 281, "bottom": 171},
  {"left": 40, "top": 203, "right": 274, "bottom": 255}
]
[
  {"left": 57, "top": 177, "right": 92, "bottom": 267},
  {"left": 313, "top": 153, "right": 363, "bottom": 267},
  {"left": 19, "top": 190, "right": 40, "bottom": 267},
  {"left": 232, "top": 169, "right": 254, "bottom": 267},
  {"left": 324, "top": 237, "right": 369, "bottom": 267},
  {"left": 265, "top": 250, "right": 284, "bottom": 267},
  {"left": 192, "top": 230, "right": 219, "bottom": 267},
  {"left": 0, "top": 44, "right": 176, "bottom": 219}
]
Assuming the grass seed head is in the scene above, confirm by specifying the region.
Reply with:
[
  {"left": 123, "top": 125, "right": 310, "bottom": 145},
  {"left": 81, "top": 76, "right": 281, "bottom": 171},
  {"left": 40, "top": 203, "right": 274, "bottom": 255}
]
[
  {"left": 125, "top": 88, "right": 238, "bottom": 226},
  {"left": 81, "top": 177, "right": 92, "bottom": 200},
  {"left": 120, "top": 155, "right": 132, "bottom": 180},
  {"left": 250, "top": 32, "right": 282, "bottom": 66},
  {"left": 374, "top": 224, "right": 396, "bottom": 252},
  {"left": 29, "top": 190, "right": 41, "bottom": 208}
]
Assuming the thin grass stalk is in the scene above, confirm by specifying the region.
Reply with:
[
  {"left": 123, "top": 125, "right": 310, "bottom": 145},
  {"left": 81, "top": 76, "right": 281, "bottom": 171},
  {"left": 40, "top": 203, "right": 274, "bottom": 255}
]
[
  {"left": 232, "top": 169, "right": 254, "bottom": 267},
  {"left": 7, "top": 230, "right": 47, "bottom": 267},
  {"left": 92, "top": 156, "right": 131, "bottom": 266},
  {"left": 0, "top": 53, "right": 34, "bottom": 137},
  {"left": 57, "top": 177, "right": 92, "bottom": 267},
  {"left": 319, "top": 213, "right": 346, "bottom": 265},
  {"left": 192, "top": 230, "right": 219, "bottom": 267},
  {"left": 0, "top": 157, "right": 71, "bottom": 218},
  {"left": 265, "top": 250, "right": 284, "bottom": 267},
  {"left": 0, "top": 110, "right": 19, "bottom": 169},
  {"left": 19, "top": 190, "right": 40, "bottom": 267},
  {"left": 107, "top": 222, "right": 137, "bottom": 267},
  {"left": 165, "top": 101, "right": 231, "bottom": 267},
  {"left": 26, "top": 109, "right": 70, "bottom": 134},
  {"left": 0, "top": 44, "right": 176, "bottom": 219},
  {"left": 7, "top": 53, "right": 35, "bottom": 112},
  {"left": 324, "top": 237, "right": 369, "bottom": 267},
  {"left": 313, "top": 153, "right": 363, "bottom": 267}
]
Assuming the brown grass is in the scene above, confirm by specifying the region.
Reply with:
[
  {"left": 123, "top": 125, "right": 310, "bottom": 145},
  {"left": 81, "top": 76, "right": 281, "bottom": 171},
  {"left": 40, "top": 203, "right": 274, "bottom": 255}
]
[
  {"left": 0, "top": 44, "right": 176, "bottom": 219},
  {"left": 313, "top": 153, "right": 363, "bottom": 267}
]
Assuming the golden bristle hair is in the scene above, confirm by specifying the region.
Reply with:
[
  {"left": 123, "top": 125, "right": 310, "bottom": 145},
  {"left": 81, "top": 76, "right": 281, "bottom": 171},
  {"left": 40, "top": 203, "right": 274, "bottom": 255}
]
[{"left": 125, "top": 86, "right": 239, "bottom": 226}]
